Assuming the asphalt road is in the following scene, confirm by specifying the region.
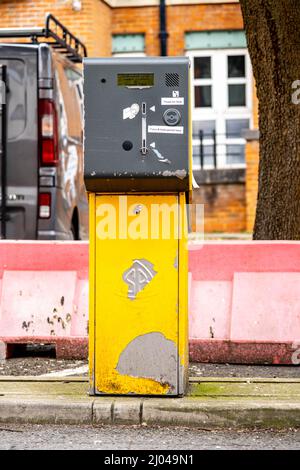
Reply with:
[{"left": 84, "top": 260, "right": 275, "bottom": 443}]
[
  {"left": 0, "top": 356, "right": 300, "bottom": 378},
  {"left": 0, "top": 424, "right": 299, "bottom": 450}
]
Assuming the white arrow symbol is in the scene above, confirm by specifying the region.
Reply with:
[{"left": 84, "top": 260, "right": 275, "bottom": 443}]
[
  {"left": 150, "top": 105, "right": 156, "bottom": 112},
  {"left": 150, "top": 142, "right": 156, "bottom": 148}
]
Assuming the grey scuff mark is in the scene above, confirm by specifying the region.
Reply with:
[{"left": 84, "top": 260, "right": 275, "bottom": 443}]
[
  {"left": 116, "top": 332, "right": 183, "bottom": 393},
  {"left": 173, "top": 255, "right": 178, "bottom": 270},
  {"left": 178, "top": 364, "right": 189, "bottom": 396},
  {"left": 122, "top": 259, "right": 157, "bottom": 300},
  {"left": 209, "top": 326, "right": 215, "bottom": 339},
  {"left": 162, "top": 169, "right": 187, "bottom": 180}
]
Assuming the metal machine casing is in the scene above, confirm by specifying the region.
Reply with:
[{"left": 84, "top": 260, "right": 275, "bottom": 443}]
[
  {"left": 84, "top": 57, "right": 190, "bottom": 192},
  {"left": 84, "top": 57, "right": 190, "bottom": 397}
]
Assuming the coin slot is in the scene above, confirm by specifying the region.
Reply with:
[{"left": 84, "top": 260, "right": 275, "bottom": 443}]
[
  {"left": 163, "top": 108, "right": 181, "bottom": 126},
  {"left": 122, "top": 140, "right": 133, "bottom": 151}
]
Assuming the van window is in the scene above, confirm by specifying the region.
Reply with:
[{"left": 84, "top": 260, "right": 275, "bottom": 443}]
[
  {"left": 56, "top": 61, "right": 82, "bottom": 140},
  {"left": 65, "top": 67, "right": 83, "bottom": 119},
  {"left": 3, "top": 59, "right": 26, "bottom": 140}
]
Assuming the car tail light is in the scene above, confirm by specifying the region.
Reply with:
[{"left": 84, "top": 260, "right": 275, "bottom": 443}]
[
  {"left": 39, "top": 193, "right": 51, "bottom": 219},
  {"left": 39, "top": 99, "right": 58, "bottom": 166}
]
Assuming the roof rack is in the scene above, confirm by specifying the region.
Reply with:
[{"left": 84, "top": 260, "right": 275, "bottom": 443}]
[{"left": 0, "top": 13, "right": 87, "bottom": 63}]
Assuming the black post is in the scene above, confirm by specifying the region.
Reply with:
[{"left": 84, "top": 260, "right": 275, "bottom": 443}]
[
  {"left": 212, "top": 129, "right": 217, "bottom": 169},
  {"left": 199, "top": 130, "right": 204, "bottom": 169},
  {"left": 159, "top": 0, "right": 168, "bottom": 56},
  {"left": 0, "top": 65, "right": 7, "bottom": 239}
]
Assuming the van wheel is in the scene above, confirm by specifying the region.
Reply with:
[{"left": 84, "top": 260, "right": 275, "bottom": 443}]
[
  {"left": 71, "top": 209, "right": 80, "bottom": 240},
  {"left": 70, "top": 223, "right": 77, "bottom": 240}
]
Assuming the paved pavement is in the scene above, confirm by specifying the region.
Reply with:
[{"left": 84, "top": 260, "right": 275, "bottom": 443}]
[
  {"left": 0, "top": 357, "right": 299, "bottom": 378},
  {"left": 0, "top": 356, "right": 299, "bottom": 431},
  {"left": 0, "top": 424, "right": 299, "bottom": 450},
  {"left": 1, "top": 376, "right": 300, "bottom": 429}
]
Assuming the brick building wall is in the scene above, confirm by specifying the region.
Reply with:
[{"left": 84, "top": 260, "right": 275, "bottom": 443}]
[
  {"left": 0, "top": 0, "right": 260, "bottom": 235},
  {"left": 0, "top": 0, "right": 112, "bottom": 57},
  {"left": 245, "top": 134, "right": 259, "bottom": 233},
  {"left": 112, "top": 6, "right": 160, "bottom": 55},
  {"left": 193, "top": 183, "right": 246, "bottom": 233},
  {"left": 97, "top": 0, "right": 251, "bottom": 237},
  {"left": 112, "top": 3, "right": 244, "bottom": 57},
  {"left": 245, "top": 83, "right": 259, "bottom": 234},
  {"left": 192, "top": 170, "right": 246, "bottom": 233}
]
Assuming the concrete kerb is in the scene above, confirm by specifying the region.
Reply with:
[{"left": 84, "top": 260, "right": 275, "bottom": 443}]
[
  {"left": 1, "top": 376, "right": 300, "bottom": 428},
  {"left": 1, "top": 396, "right": 300, "bottom": 429},
  {"left": 0, "top": 398, "right": 94, "bottom": 425},
  {"left": 141, "top": 399, "right": 300, "bottom": 429}
]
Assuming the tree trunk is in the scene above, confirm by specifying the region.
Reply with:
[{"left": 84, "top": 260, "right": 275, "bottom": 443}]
[{"left": 240, "top": 0, "right": 300, "bottom": 239}]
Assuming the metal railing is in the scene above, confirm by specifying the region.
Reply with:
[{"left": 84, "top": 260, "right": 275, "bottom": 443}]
[
  {"left": 193, "top": 130, "right": 246, "bottom": 169},
  {"left": 0, "top": 14, "right": 87, "bottom": 63}
]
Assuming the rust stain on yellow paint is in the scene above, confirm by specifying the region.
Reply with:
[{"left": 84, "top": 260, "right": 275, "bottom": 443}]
[{"left": 97, "top": 369, "right": 170, "bottom": 396}]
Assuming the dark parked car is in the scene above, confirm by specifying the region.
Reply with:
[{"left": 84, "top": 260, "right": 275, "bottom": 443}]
[{"left": 0, "top": 14, "right": 88, "bottom": 240}]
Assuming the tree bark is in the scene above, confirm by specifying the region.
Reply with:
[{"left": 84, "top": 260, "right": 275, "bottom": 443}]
[{"left": 240, "top": 0, "right": 300, "bottom": 239}]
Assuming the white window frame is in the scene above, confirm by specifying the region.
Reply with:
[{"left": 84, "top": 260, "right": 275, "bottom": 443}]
[
  {"left": 187, "top": 49, "right": 253, "bottom": 169},
  {"left": 112, "top": 52, "right": 146, "bottom": 57}
]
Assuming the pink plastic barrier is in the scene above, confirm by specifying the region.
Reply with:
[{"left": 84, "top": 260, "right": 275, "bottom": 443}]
[
  {"left": 0, "top": 240, "right": 300, "bottom": 363},
  {"left": 0, "top": 241, "right": 88, "bottom": 359},
  {"left": 189, "top": 241, "right": 300, "bottom": 364}
]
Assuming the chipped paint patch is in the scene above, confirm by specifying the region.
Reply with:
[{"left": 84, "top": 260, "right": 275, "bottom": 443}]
[
  {"left": 174, "top": 255, "right": 178, "bottom": 270},
  {"left": 162, "top": 169, "right": 187, "bottom": 179},
  {"left": 122, "top": 259, "right": 157, "bottom": 300},
  {"left": 116, "top": 332, "right": 180, "bottom": 392}
]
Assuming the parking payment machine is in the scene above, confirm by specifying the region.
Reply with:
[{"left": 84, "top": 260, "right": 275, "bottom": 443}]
[{"left": 84, "top": 57, "right": 191, "bottom": 396}]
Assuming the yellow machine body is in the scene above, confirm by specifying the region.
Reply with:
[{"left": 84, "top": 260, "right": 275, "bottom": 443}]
[{"left": 89, "top": 192, "right": 188, "bottom": 396}]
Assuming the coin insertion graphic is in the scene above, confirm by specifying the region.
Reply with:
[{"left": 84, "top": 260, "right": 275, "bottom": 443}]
[
  {"left": 122, "top": 259, "right": 157, "bottom": 300},
  {"left": 123, "top": 103, "right": 140, "bottom": 120}
]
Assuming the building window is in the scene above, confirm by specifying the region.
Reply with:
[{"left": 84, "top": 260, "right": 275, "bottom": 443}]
[
  {"left": 188, "top": 49, "right": 252, "bottom": 169},
  {"left": 112, "top": 34, "right": 145, "bottom": 56}
]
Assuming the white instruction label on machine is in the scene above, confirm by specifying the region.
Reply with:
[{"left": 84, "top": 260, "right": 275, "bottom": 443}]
[
  {"left": 148, "top": 125, "right": 184, "bottom": 134},
  {"left": 161, "top": 97, "right": 184, "bottom": 105}
]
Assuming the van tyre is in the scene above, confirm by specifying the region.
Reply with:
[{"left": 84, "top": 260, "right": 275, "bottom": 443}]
[{"left": 71, "top": 222, "right": 77, "bottom": 240}]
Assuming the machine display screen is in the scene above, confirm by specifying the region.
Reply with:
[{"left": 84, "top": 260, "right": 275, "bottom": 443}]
[{"left": 117, "top": 73, "right": 154, "bottom": 87}]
